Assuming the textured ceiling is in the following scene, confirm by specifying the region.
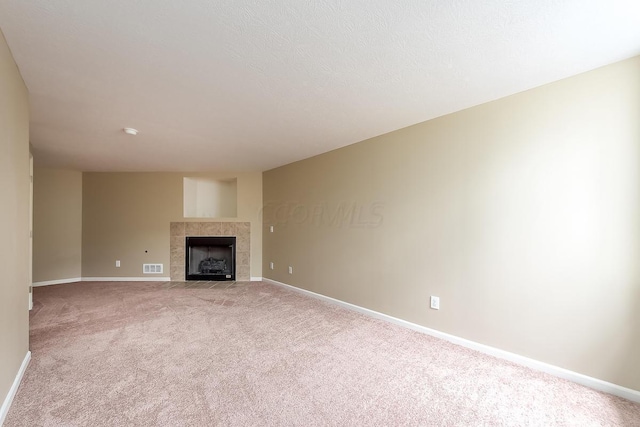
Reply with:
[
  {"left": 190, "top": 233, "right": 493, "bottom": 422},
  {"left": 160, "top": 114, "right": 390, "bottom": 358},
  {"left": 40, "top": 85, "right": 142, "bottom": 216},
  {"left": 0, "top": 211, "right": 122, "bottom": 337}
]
[{"left": 0, "top": 0, "right": 639, "bottom": 172}]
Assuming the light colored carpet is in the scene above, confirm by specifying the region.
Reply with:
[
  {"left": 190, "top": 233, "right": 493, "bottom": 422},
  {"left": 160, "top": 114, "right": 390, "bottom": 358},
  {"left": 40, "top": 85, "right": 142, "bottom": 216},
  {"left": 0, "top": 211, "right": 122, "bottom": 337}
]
[{"left": 5, "top": 281, "right": 640, "bottom": 426}]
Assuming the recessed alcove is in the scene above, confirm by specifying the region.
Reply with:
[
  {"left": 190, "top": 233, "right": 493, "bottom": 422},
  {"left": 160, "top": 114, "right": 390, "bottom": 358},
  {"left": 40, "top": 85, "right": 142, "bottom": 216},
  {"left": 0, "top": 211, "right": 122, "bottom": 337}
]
[{"left": 183, "top": 177, "right": 237, "bottom": 218}]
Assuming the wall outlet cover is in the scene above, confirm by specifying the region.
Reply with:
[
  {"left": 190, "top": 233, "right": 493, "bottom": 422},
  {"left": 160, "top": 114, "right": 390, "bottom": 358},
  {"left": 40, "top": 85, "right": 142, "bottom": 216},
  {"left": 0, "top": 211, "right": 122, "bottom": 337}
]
[{"left": 430, "top": 296, "right": 440, "bottom": 310}]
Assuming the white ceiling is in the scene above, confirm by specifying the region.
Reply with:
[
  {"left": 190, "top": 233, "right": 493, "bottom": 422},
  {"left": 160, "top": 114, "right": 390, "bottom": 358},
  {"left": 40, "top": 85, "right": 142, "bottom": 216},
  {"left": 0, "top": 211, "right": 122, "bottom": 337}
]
[{"left": 0, "top": 1, "right": 639, "bottom": 172}]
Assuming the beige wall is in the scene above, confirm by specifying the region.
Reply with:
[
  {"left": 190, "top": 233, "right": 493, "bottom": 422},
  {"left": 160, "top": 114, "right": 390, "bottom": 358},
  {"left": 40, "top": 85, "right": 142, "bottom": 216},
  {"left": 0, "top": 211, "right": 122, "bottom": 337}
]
[
  {"left": 82, "top": 172, "right": 262, "bottom": 278},
  {"left": 0, "top": 28, "right": 30, "bottom": 412},
  {"left": 33, "top": 168, "right": 82, "bottom": 282},
  {"left": 263, "top": 56, "right": 640, "bottom": 391}
]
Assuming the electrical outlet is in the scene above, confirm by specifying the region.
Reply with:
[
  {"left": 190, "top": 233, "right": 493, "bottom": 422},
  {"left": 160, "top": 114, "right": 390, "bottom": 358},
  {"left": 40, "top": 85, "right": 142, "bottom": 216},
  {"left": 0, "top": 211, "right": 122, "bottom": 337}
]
[
  {"left": 288, "top": 266, "right": 293, "bottom": 274},
  {"left": 270, "top": 262, "right": 274, "bottom": 270},
  {"left": 115, "top": 260, "right": 121, "bottom": 268},
  {"left": 430, "top": 296, "right": 440, "bottom": 310},
  {"left": 270, "top": 225, "right": 274, "bottom": 233}
]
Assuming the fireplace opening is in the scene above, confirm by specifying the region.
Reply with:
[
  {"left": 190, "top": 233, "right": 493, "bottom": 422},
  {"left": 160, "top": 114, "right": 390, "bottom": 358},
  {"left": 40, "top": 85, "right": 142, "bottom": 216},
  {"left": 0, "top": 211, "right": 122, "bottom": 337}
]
[{"left": 185, "top": 236, "right": 236, "bottom": 281}]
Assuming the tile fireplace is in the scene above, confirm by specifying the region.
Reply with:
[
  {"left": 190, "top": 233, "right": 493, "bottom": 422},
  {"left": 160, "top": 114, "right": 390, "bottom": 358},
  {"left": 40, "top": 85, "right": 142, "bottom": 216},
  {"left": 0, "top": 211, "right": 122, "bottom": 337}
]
[{"left": 170, "top": 221, "right": 250, "bottom": 281}]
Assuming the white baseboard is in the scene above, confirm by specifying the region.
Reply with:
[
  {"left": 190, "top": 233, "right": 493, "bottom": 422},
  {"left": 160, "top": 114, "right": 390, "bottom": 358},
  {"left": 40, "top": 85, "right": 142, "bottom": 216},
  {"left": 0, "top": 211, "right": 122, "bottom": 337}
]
[
  {"left": 262, "top": 277, "right": 640, "bottom": 404},
  {"left": 250, "top": 277, "right": 263, "bottom": 282},
  {"left": 32, "top": 277, "right": 82, "bottom": 287},
  {"left": 81, "top": 277, "right": 171, "bottom": 282},
  {"left": 33, "top": 277, "right": 171, "bottom": 286},
  {"left": 0, "top": 351, "right": 31, "bottom": 425}
]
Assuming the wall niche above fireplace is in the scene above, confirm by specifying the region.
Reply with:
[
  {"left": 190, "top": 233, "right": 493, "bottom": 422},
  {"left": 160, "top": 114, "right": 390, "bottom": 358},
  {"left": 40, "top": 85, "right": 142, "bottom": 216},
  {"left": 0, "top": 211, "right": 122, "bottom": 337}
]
[{"left": 183, "top": 177, "right": 237, "bottom": 218}]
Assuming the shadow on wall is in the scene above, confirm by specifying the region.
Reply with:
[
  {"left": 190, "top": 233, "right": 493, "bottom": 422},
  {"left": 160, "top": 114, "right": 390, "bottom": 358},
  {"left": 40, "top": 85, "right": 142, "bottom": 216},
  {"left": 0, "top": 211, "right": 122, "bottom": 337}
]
[
  {"left": 615, "top": 284, "right": 640, "bottom": 424},
  {"left": 616, "top": 131, "right": 640, "bottom": 421}
]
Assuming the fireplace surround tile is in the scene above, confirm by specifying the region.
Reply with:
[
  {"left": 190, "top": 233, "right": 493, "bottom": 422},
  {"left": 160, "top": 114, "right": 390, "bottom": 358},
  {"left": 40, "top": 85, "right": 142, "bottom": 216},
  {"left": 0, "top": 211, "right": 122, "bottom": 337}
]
[
  {"left": 170, "top": 264, "right": 185, "bottom": 281},
  {"left": 200, "top": 222, "right": 222, "bottom": 236},
  {"left": 237, "top": 265, "right": 250, "bottom": 281},
  {"left": 170, "top": 246, "right": 184, "bottom": 267},
  {"left": 236, "top": 222, "right": 250, "bottom": 233},
  {"left": 236, "top": 251, "right": 250, "bottom": 267},
  {"left": 221, "top": 222, "right": 236, "bottom": 236},
  {"left": 170, "top": 236, "right": 184, "bottom": 250},
  {"left": 185, "top": 222, "right": 200, "bottom": 236},
  {"left": 236, "top": 232, "right": 250, "bottom": 252},
  {"left": 170, "top": 222, "right": 185, "bottom": 237}
]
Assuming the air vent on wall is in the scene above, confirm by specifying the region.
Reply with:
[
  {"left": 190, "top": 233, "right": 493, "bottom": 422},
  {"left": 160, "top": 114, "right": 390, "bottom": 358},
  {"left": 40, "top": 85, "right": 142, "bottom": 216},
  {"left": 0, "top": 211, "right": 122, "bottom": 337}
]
[{"left": 143, "top": 264, "right": 163, "bottom": 274}]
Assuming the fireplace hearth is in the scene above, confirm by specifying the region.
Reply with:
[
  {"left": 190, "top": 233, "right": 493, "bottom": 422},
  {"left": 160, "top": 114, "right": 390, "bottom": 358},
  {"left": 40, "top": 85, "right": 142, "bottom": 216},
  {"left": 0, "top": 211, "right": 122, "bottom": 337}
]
[{"left": 185, "top": 236, "right": 236, "bottom": 281}]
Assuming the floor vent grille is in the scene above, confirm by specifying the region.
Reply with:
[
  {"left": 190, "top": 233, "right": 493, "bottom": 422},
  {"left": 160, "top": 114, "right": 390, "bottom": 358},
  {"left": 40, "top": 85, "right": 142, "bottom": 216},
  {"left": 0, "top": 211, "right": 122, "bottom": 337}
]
[{"left": 143, "top": 264, "right": 163, "bottom": 274}]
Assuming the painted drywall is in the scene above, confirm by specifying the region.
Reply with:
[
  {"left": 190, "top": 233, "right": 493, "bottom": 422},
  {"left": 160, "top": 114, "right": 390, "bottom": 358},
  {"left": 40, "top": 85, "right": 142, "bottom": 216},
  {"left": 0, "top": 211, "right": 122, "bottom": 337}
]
[
  {"left": 263, "top": 56, "right": 640, "bottom": 391},
  {"left": 32, "top": 168, "right": 82, "bottom": 282},
  {"left": 0, "top": 27, "right": 30, "bottom": 412},
  {"left": 82, "top": 172, "right": 262, "bottom": 278}
]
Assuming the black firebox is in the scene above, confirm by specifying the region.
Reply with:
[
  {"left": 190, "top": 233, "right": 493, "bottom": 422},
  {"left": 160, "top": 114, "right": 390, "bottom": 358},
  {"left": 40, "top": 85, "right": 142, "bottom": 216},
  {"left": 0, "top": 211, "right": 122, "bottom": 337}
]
[{"left": 185, "top": 236, "right": 236, "bottom": 281}]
